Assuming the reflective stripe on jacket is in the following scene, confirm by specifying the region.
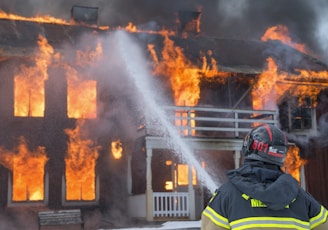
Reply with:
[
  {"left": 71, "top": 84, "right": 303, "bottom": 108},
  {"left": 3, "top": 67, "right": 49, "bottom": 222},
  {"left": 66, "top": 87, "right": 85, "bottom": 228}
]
[{"left": 201, "top": 183, "right": 328, "bottom": 230}]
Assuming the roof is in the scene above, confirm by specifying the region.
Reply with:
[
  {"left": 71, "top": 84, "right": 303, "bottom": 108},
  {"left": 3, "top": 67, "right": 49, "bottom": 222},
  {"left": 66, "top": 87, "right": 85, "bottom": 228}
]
[{"left": 0, "top": 18, "right": 327, "bottom": 76}]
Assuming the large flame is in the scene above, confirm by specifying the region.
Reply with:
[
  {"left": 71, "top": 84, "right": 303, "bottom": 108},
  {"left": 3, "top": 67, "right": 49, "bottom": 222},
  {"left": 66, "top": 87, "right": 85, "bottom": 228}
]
[
  {"left": 149, "top": 35, "right": 229, "bottom": 135},
  {"left": 252, "top": 57, "right": 326, "bottom": 110},
  {"left": 261, "top": 25, "right": 308, "bottom": 54},
  {"left": 14, "top": 35, "right": 53, "bottom": 117},
  {"left": 251, "top": 57, "right": 287, "bottom": 111},
  {"left": 66, "top": 42, "right": 102, "bottom": 119},
  {"left": 66, "top": 67, "right": 97, "bottom": 119},
  {"left": 283, "top": 145, "right": 307, "bottom": 183},
  {"left": 253, "top": 28, "right": 327, "bottom": 180},
  {"left": 65, "top": 119, "right": 100, "bottom": 201},
  {"left": 0, "top": 137, "right": 48, "bottom": 201}
]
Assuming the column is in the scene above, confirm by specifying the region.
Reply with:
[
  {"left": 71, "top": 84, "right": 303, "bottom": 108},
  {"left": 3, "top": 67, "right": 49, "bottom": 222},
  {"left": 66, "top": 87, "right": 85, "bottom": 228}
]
[
  {"left": 127, "top": 154, "right": 132, "bottom": 195},
  {"left": 146, "top": 147, "right": 153, "bottom": 221},
  {"left": 234, "top": 151, "right": 241, "bottom": 169},
  {"left": 188, "top": 164, "right": 196, "bottom": 220}
]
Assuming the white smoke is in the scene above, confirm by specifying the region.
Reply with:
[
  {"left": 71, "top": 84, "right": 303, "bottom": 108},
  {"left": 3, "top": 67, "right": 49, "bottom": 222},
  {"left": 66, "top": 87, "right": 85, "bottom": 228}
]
[
  {"left": 313, "top": 1, "right": 328, "bottom": 62},
  {"left": 217, "top": 0, "right": 249, "bottom": 20}
]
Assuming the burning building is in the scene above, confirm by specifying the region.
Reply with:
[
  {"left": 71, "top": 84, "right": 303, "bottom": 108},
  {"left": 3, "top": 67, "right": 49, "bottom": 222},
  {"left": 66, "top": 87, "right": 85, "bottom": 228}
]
[{"left": 0, "top": 1, "right": 327, "bottom": 229}]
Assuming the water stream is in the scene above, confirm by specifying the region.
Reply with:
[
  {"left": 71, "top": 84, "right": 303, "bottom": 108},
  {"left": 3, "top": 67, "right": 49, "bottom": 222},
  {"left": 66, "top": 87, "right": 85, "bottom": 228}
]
[{"left": 113, "top": 30, "right": 218, "bottom": 193}]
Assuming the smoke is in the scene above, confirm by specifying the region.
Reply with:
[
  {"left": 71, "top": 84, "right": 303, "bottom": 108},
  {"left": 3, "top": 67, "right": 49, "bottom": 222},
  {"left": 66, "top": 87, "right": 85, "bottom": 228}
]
[
  {"left": 0, "top": 0, "right": 326, "bottom": 60},
  {"left": 313, "top": 0, "right": 328, "bottom": 62}
]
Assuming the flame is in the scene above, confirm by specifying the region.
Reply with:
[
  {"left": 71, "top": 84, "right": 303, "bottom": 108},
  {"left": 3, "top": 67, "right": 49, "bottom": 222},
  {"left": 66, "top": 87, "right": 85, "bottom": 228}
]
[
  {"left": 0, "top": 10, "right": 70, "bottom": 25},
  {"left": 119, "top": 22, "right": 175, "bottom": 36},
  {"left": 125, "top": 22, "right": 137, "bottom": 32},
  {"left": 111, "top": 140, "right": 123, "bottom": 160},
  {"left": 177, "top": 164, "right": 197, "bottom": 186},
  {"left": 0, "top": 10, "right": 109, "bottom": 30},
  {"left": 165, "top": 181, "right": 173, "bottom": 190},
  {"left": 0, "top": 137, "right": 48, "bottom": 201},
  {"left": 252, "top": 57, "right": 327, "bottom": 111},
  {"left": 65, "top": 119, "right": 100, "bottom": 200},
  {"left": 66, "top": 42, "right": 102, "bottom": 119},
  {"left": 14, "top": 35, "right": 53, "bottom": 117},
  {"left": 283, "top": 145, "right": 307, "bottom": 183},
  {"left": 67, "top": 70, "right": 97, "bottom": 119},
  {"left": 151, "top": 36, "right": 229, "bottom": 101},
  {"left": 251, "top": 57, "right": 287, "bottom": 111},
  {"left": 150, "top": 35, "right": 229, "bottom": 135},
  {"left": 261, "top": 25, "right": 308, "bottom": 54}
]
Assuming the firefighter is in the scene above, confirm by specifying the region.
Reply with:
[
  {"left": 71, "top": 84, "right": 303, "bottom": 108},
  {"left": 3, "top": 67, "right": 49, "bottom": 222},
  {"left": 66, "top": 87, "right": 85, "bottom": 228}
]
[{"left": 201, "top": 124, "right": 328, "bottom": 230}]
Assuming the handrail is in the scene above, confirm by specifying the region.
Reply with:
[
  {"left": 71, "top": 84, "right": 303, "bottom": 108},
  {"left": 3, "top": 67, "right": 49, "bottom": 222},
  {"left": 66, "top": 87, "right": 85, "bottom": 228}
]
[
  {"left": 153, "top": 192, "right": 189, "bottom": 218},
  {"left": 146, "top": 106, "right": 278, "bottom": 138}
]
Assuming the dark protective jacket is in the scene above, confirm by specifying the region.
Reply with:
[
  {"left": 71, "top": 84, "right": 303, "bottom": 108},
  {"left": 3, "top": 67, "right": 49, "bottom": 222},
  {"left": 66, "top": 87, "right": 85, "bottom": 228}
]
[{"left": 201, "top": 161, "right": 328, "bottom": 230}]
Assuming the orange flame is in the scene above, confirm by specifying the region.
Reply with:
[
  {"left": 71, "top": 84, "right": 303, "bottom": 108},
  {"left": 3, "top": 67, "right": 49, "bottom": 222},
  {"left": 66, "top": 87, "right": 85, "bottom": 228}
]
[
  {"left": 252, "top": 57, "right": 327, "bottom": 111},
  {"left": 261, "top": 25, "right": 308, "bottom": 54},
  {"left": 111, "top": 140, "right": 123, "bottom": 160},
  {"left": 66, "top": 68, "right": 97, "bottom": 119},
  {"left": 251, "top": 57, "right": 287, "bottom": 111},
  {"left": 65, "top": 119, "right": 100, "bottom": 201},
  {"left": 283, "top": 145, "right": 307, "bottom": 183},
  {"left": 0, "top": 10, "right": 109, "bottom": 30},
  {"left": 0, "top": 10, "right": 70, "bottom": 25},
  {"left": 14, "top": 35, "right": 54, "bottom": 117},
  {"left": 177, "top": 164, "right": 197, "bottom": 186},
  {"left": 0, "top": 137, "right": 48, "bottom": 201},
  {"left": 119, "top": 22, "right": 175, "bottom": 36},
  {"left": 150, "top": 35, "right": 229, "bottom": 135},
  {"left": 66, "top": 42, "right": 102, "bottom": 119}
]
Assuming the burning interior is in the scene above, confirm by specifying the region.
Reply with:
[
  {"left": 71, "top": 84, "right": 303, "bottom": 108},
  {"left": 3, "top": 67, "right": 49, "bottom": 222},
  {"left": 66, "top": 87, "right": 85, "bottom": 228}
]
[{"left": 0, "top": 2, "right": 327, "bottom": 228}]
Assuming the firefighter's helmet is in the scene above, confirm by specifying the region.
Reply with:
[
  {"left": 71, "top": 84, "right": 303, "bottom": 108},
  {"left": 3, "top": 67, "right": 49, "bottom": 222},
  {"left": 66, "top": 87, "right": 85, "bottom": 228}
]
[{"left": 241, "top": 124, "right": 288, "bottom": 166}]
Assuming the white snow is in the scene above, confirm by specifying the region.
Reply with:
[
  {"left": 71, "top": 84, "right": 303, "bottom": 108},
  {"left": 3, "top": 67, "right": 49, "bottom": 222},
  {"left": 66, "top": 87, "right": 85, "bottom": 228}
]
[{"left": 100, "top": 220, "right": 201, "bottom": 230}]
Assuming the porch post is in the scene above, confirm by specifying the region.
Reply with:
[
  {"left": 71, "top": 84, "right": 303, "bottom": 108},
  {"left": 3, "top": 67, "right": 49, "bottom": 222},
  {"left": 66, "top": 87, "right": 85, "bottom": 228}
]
[
  {"left": 127, "top": 154, "right": 132, "bottom": 195},
  {"left": 234, "top": 150, "right": 241, "bottom": 169},
  {"left": 146, "top": 147, "right": 153, "bottom": 221},
  {"left": 188, "top": 164, "right": 196, "bottom": 220}
]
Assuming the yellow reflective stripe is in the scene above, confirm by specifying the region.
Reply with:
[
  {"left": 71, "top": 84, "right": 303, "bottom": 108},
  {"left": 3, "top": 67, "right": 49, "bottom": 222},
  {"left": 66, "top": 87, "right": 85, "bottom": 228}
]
[
  {"left": 310, "top": 206, "right": 328, "bottom": 229},
  {"left": 203, "top": 206, "right": 230, "bottom": 229},
  {"left": 230, "top": 216, "right": 309, "bottom": 230}
]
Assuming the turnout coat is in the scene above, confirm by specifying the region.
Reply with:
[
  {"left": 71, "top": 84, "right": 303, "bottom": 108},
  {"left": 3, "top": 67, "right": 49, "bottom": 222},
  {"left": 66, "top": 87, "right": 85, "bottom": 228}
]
[{"left": 201, "top": 161, "right": 328, "bottom": 230}]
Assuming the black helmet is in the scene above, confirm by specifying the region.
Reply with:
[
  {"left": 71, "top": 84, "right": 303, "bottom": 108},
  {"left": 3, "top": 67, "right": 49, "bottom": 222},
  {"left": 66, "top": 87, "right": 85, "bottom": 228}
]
[{"left": 241, "top": 124, "right": 288, "bottom": 166}]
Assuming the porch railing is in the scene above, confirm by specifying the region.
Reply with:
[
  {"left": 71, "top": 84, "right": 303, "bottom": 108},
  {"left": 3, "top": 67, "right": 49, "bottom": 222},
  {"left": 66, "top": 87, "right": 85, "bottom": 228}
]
[
  {"left": 146, "top": 106, "right": 278, "bottom": 138},
  {"left": 153, "top": 192, "right": 189, "bottom": 218}
]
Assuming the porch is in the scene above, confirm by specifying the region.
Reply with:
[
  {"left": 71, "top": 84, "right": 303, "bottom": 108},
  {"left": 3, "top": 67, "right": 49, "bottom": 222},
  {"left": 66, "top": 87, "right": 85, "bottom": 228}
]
[{"left": 127, "top": 106, "right": 281, "bottom": 221}]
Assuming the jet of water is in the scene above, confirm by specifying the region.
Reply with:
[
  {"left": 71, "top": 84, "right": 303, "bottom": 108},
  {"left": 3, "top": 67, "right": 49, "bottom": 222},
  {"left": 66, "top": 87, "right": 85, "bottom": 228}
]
[{"left": 113, "top": 30, "right": 218, "bottom": 193}]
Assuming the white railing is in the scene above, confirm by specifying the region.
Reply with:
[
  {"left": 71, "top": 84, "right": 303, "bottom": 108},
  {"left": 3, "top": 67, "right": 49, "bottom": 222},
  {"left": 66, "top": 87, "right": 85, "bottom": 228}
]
[
  {"left": 146, "top": 106, "right": 278, "bottom": 138},
  {"left": 153, "top": 192, "right": 189, "bottom": 218}
]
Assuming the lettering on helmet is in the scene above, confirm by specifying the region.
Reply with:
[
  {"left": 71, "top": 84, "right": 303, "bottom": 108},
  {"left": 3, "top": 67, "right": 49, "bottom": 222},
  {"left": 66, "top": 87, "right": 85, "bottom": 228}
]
[
  {"left": 268, "top": 146, "right": 284, "bottom": 157},
  {"left": 251, "top": 140, "right": 269, "bottom": 153}
]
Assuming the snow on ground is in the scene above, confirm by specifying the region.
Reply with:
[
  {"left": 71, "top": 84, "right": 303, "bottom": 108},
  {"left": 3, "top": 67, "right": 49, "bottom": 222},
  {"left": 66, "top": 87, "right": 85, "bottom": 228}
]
[{"left": 100, "top": 220, "right": 201, "bottom": 230}]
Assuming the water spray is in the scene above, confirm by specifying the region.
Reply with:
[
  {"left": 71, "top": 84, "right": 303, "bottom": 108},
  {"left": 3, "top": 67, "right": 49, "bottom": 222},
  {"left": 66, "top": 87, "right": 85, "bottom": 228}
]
[{"left": 113, "top": 30, "right": 218, "bottom": 193}]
